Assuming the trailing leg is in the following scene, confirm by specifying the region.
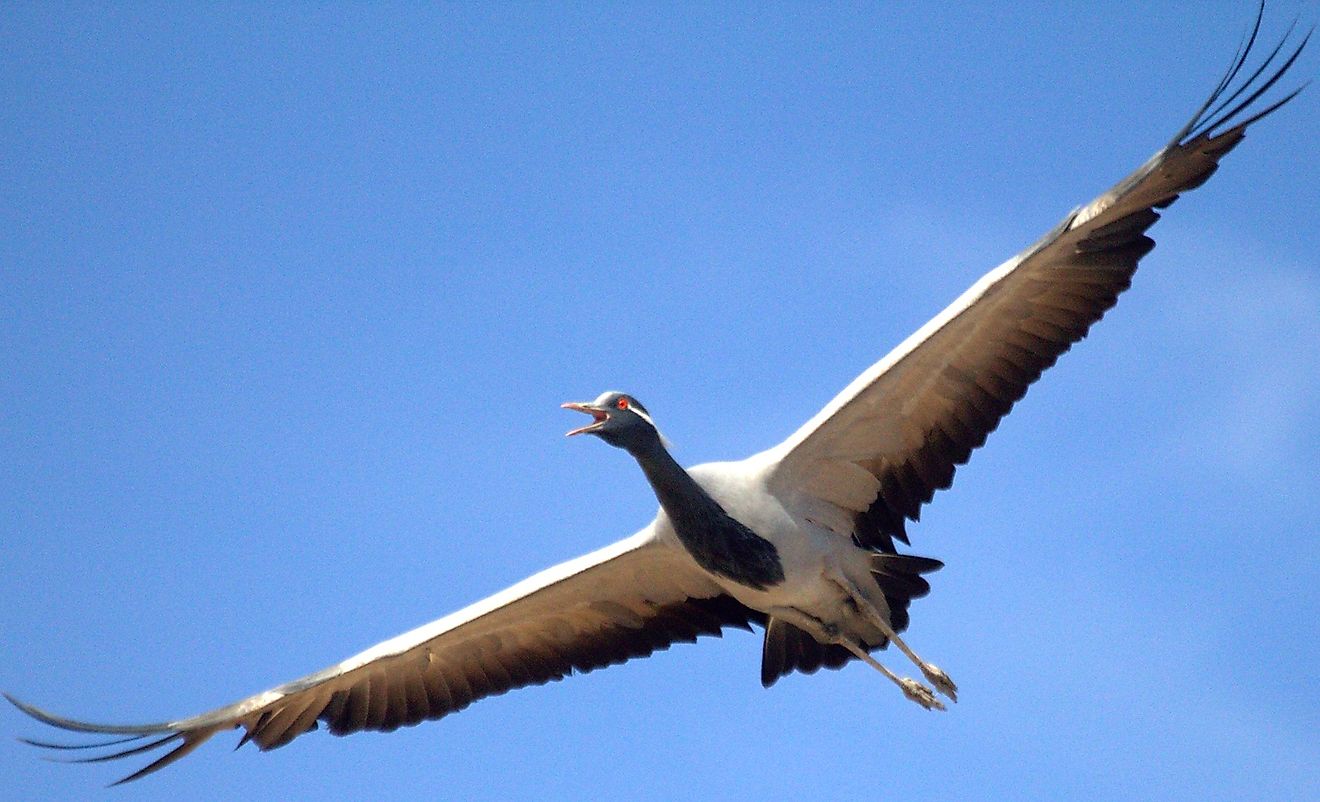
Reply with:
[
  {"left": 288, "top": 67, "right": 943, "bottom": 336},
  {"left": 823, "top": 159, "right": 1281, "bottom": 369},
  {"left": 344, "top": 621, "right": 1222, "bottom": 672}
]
[
  {"left": 833, "top": 636, "right": 945, "bottom": 711},
  {"left": 844, "top": 557, "right": 959, "bottom": 702},
  {"left": 762, "top": 613, "right": 945, "bottom": 712}
]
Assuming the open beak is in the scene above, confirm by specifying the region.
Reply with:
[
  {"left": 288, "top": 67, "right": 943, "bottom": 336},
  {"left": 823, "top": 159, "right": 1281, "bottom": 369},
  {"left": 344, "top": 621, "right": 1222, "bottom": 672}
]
[{"left": 561, "top": 402, "right": 609, "bottom": 437}]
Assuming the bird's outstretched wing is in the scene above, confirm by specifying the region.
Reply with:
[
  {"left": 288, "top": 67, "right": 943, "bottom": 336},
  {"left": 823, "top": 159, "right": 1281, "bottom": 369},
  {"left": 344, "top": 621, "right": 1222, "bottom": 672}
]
[
  {"left": 6, "top": 529, "right": 761, "bottom": 785},
  {"left": 764, "top": 10, "right": 1309, "bottom": 553}
]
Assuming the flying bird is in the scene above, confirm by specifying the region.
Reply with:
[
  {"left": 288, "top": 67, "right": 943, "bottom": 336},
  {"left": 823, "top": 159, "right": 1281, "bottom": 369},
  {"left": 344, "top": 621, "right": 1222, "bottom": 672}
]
[{"left": 8, "top": 6, "right": 1311, "bottom": 786}]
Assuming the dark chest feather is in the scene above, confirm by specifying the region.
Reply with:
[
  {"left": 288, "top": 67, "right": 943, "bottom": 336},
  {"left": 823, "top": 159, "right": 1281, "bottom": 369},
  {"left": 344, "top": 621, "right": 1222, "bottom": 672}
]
[
  {"left": 670, "top": 508, "right": 785, "bottom": 591},
  {"left": 632, "top": 444, "right": 785, "bottom": 591}
]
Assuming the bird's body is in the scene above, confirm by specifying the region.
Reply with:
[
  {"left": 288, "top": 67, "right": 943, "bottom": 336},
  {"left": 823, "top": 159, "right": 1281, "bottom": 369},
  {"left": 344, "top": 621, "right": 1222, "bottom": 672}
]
[
  {"left": 652, "top": 457, "right": 883, "bottom": 645},
  {"left": 7, "top": 5, "right": 1311, "bottom": 786},
  {"left": 664, "top": 458, "right": 896, "bottom": 649},
  {"left": 562, "top": 392, "right": 953, "bottom": 701}
]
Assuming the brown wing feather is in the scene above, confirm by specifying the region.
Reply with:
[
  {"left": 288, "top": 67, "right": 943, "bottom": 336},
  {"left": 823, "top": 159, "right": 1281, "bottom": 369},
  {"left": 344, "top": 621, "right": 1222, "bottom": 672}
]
[
  {"left": 7, "top": 533, "right": 760, "bottom": 784},
  {"left": 769, "top": 16, "right": 1308, "bottom": 552}
]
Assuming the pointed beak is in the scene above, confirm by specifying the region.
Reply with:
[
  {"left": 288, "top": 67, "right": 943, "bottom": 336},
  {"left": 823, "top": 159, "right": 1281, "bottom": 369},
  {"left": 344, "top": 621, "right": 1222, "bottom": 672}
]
[{"left": 561, "top": 402, "right": 609, "bottom": 437}]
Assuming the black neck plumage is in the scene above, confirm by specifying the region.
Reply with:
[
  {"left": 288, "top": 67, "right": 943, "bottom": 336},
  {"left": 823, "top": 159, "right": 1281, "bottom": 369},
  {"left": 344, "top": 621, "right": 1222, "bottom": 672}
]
[{"left": 627, "top": 437, "right": 784, "bottom": 591}]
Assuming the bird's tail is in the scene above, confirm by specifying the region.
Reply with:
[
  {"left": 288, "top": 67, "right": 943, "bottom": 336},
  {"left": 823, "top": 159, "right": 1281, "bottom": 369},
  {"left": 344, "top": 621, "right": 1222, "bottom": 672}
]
[{"left": 869, "top": 553, "right": 943, "bottom": 637}]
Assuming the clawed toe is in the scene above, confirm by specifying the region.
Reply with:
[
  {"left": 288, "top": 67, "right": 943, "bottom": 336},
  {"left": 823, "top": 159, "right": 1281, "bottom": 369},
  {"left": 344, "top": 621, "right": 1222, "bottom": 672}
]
[
  {"left": 922, "top": 665, "right": 958, "bottom": 702},
  {"left": 898, "top": 678, "right": 946, "bottom": 711}
]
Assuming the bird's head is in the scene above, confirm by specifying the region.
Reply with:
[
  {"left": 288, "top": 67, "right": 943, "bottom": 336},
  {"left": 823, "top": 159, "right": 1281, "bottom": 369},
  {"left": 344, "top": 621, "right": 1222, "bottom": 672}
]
[{"left": 562, "top": 391, "right": 669, "bottom": 454}]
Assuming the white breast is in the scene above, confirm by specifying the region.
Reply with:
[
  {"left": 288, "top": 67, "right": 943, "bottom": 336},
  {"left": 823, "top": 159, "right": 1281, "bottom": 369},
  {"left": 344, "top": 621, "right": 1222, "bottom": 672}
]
[{"left": 684, "top": 459, "right": 864, "bottom": 613}]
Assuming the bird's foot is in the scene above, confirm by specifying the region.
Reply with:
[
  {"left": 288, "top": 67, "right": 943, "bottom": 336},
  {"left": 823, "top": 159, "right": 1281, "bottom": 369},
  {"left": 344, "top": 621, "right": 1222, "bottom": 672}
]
[
  {"left": 898, "top": 678, "right": 946, "bottom": 711},
  {"left": 922, "top": 664, "right": 958, "bottom": 702}
]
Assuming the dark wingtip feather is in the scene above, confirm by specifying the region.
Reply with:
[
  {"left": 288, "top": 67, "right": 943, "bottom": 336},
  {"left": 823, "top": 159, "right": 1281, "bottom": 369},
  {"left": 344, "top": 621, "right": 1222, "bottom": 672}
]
[
  {"left": 56, "top": 733, "right": 181, "bottom": 765},
  {"left": 1191, "top": 17, "right": 1311, "bottom": 141},
  {"left": 18, "top": 733, "right": 150, "bottom": 751},
  {"left": 5, "top": 692, "right": 173, "bottom": 736},
  {"left": 1168, "top": 0, "right": 1266, "bottom": 145},
  {"left": 6, "top": 690, "right": 222, "bottom": 785},
  {"left": 1225, "top": 76, "right": 1310, "bottom": 133},
  {"left": 106, "top": 734, "right": 212, "bottom": 787},
  {"left": 1190, "top": 13, "right": 1297, "bottom": 139}
]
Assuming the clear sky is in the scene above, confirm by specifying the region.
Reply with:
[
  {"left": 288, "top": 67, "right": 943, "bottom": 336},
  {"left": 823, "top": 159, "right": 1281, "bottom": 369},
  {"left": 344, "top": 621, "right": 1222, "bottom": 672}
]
[{"left": 3, "top": 3, "right": 1317, "bottom": 800}]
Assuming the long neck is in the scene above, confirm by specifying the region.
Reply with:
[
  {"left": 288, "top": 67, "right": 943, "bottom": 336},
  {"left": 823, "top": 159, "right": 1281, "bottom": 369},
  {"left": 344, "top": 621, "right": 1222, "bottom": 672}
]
[
  {"left": 628, "top": 438, "right": 724, "bottom": 525},
  {"left": 624, "top": 434, "right": 786, "bottom": 592}
]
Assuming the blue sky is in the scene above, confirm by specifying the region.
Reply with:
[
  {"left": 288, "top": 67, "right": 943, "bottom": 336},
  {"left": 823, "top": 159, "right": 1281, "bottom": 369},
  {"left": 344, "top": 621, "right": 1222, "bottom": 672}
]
[{"left": 3, "top": 3, "right": 1317, "bottom": 799}]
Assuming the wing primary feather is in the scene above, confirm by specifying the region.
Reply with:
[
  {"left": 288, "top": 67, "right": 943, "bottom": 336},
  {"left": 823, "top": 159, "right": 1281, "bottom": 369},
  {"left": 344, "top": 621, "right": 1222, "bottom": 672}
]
[
  {"left": 51, "top": 733, "right": 180, "bottom": 765},
  {"left": 1191, "top": 14, "right": 1296, "bottom": 138},
  {"left": 106, "top": 732, "right": 215, "bottom": 787},
  {"left": 1219, "top": 2, "right": 1266, "bottom": 95},
  {"left": 17, "top": 733, "right": 150, "bottom": 750},
  {"left": 1168, "top": 0, "right": 1265, "bottom": 146},
  {"left": 1194, "top": 27, "right": 1311, "bottom": 139},
  {"left": 3, "top": 693, "right": 173, "bottom": 736},
  {"left": 1219, "top": 79, "right": 1310, "bottom": 135}
]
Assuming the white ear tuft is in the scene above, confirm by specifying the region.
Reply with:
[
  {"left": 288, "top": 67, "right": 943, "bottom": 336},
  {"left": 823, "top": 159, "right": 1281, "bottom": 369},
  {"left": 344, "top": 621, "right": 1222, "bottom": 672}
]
[{"left": 613, "top": 395, "right": 674, "bottom": 452}]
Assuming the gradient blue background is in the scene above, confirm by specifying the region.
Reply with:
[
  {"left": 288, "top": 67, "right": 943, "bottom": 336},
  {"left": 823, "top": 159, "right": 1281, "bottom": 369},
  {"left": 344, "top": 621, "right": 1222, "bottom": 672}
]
[{"left": 3, "top": 3, "right": 1317, "bottom": 799}]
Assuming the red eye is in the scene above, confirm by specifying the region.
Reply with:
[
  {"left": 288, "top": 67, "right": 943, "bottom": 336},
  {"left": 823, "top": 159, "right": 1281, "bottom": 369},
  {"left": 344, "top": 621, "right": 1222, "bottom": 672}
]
[{"left": 616, "top": 398, "right": 629, "bottom": 410}]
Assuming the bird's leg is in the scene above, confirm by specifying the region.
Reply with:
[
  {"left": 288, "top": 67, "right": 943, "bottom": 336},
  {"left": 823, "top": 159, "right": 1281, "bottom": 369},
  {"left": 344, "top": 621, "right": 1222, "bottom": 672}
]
[
  {"left": 771, "top": 607, "right": 944, "bottom": 712},
  {"left": 834, "top": 638, "right": 945, "bottom": 712},
  {"left": 832, "top": 575, "right": 958, "bottom": 702}
]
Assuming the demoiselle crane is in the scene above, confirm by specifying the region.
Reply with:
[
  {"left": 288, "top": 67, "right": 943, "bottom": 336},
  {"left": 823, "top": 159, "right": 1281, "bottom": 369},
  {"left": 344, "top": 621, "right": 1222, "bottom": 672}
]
[{"left": 7, "top": 7, "right": 1311, "bottom": 786}]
